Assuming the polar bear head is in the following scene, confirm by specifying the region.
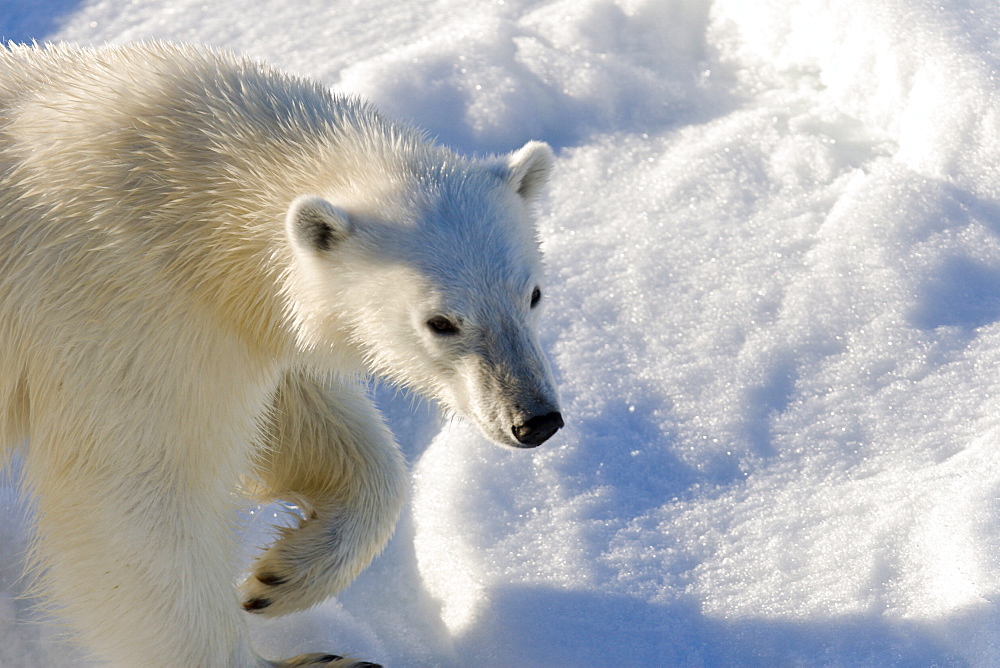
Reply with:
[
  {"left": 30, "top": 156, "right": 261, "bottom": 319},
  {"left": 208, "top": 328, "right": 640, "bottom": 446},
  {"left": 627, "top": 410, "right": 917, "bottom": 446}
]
[{"left": 284, "top": 140, "right": 562, "bottom": 448}]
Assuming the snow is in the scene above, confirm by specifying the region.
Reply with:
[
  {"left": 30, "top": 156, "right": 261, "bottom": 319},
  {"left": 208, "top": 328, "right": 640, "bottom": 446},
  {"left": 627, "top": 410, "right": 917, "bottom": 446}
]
[{"left": 3, "top": 0, "right": 1000, "bottom": 665}]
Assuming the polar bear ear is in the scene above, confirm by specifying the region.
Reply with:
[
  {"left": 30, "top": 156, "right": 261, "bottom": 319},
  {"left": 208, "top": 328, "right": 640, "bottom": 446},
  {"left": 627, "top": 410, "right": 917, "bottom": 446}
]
[
  {"left": 505, "top": 141, "right": 554, "bottom": 201},
  {"left": 285, "top": 195, "right": 352, "bottom": 254}
]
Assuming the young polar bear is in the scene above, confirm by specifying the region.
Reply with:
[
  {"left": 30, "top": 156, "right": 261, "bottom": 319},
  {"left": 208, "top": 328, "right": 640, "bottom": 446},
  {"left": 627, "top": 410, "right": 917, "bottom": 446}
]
[{"left": 0, "top": 43, "right": 562, "bottom": 667}]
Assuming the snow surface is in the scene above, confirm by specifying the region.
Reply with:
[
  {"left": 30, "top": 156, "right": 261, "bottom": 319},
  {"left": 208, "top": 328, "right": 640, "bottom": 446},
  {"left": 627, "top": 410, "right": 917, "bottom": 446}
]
[{"left": 3, "top": 0, "right": 1000, "bottom": 665}]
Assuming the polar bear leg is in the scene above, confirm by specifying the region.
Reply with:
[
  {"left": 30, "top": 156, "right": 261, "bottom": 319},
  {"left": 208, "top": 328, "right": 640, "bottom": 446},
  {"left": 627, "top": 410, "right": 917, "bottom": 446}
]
[
  {"left": 243, "top": 369, "right": 406, "bottom": 618},
  {"left": 22, "top": 420, "right": 262, "bottom": 666}
]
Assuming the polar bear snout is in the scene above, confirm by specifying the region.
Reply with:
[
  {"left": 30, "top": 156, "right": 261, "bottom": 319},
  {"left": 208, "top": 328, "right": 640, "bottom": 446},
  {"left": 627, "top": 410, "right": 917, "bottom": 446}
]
[{"left": 511, "top": 410, "right": 564, "bottom": 447}]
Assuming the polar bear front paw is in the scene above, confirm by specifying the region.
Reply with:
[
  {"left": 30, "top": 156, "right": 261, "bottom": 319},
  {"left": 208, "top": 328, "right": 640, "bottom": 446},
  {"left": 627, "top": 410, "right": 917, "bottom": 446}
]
[
  {"left": 241, "top": 556, "right": 335, "bottom": 617},
  {"left": 241, "top": 510, "right": 368, "bottom": 617},
  {"left": 242, "top": 567, "right": 288, "bottom": 613},
  {"left": 242, "top": 565, "right": 308, "bottom": 617}
]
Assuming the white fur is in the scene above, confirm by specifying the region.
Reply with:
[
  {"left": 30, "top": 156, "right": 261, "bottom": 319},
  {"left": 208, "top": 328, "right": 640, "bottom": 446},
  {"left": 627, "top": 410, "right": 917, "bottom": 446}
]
[{"left": 0, "top": 42, "right": 559, "bottom": 666}]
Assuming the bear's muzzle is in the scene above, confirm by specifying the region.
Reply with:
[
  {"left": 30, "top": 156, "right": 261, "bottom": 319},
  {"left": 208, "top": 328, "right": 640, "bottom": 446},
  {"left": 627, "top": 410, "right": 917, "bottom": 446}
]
[{"left": 511, "top": 411, "right": 564, "bottom": 447}]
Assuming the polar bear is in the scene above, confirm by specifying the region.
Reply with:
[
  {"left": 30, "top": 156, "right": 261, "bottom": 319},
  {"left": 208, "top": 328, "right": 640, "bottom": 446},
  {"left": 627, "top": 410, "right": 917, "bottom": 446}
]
[{"left": 0, "top": 43, "right": 562, "bottom": 667}]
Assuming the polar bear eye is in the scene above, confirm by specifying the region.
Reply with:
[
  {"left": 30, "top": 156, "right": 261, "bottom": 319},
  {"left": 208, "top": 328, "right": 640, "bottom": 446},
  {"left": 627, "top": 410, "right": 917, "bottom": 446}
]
[
  {"left": 530, "top": 287, "right": 542, "bottom": 308},
  {"left": 426, "top": 316, "right": 460, "bottom": 336}
]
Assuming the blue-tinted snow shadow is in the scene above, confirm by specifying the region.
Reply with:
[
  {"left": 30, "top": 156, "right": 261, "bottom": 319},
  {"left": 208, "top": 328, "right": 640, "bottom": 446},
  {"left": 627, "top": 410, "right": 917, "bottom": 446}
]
[
  {"left": 911, "top": 255, "right": 1000, "bottom": 331},
  {"left": 0, "top": 1, "right": 84, "bottom": 44},
  {"left": 743, "top": 358, "right": 793, "bottom": 462},
  {"left": 429, "top": 89, "right": 738, "bottom": 159},
  {"left": 909, "top": 190, "right": 1000, "bottom": 333},
  {"left": 367, "top": 35, "right": 739, "bottom": 156},
  {"left": 454, "top": 585, "right": 976, "bottom": 667},
  {"left": 556, "top": 393, "right": 706, "bottom": 511},
  {"left": 376, "top": 370, "right": 747, "bottom": 521},
  {"left": 373, "top": 384, "right": 446, "bottom": 462}
]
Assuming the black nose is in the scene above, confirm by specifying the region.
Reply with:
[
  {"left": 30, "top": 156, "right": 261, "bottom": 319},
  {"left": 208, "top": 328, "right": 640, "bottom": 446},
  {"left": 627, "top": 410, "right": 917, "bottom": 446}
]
[{"left": 512, "top": 411, "right": 564, "bottom": 447}]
